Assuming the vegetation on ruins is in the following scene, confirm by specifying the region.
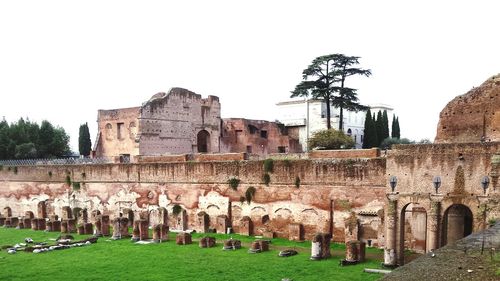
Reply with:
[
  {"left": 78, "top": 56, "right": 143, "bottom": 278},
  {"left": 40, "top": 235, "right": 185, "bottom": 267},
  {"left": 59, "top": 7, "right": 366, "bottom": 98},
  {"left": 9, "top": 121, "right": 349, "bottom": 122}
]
[
  {"left": 291, "top": 54, "right": 371, "bottom": 130},
  {"left": 48, "top": 171, "right": 52, "bottom": 177},
  {"left": 263, "top": 158, "right": 274, "bottom": 173},
  {"left": 294, "top": 176, "right": 301, "bottom": 188},
  {"left": 245, "top": 186, "right": 256, "bottom": 204},
  {"left": 0, "top": 118, "right": 70, "bottom": 160},
  {"left": 263, "top": 173, "right": 271, "bottom": 186},
  {"left": 0, "top": 228, "right": 383, "bottom": 281},
  {"left": 228, "top": 177, "right": 240, "bottom": 190},
  {"left": 379, "top": 137, "right": 412, "bottom": 149},
  {"left": 308, "top": 129, "right": 354, "bottom": 150},
  {"left": 72, "top": 182, "right": 81, "bottom": 190},
  {"left": 172, "top": 204, "right": 182, "bottom": 216},
  {"left": 65, "top": 175, "right": 72, "bottom": 186},
  {"left": 78, "top": 123, "right": 92, "bottom": 157},
  {"left": 362, "top": 109, "right": 377, "bottom": 148}
]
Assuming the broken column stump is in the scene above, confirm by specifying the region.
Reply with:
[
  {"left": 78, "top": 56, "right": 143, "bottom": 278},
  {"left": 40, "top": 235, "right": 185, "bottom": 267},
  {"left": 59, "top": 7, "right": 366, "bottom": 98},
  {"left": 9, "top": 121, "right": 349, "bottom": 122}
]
[
  {"left": 137, "top": 219, "right": 149, "bottom": 240},
  {"left": 84, "top": 222, "right": 93, "bottom": 235},
  {"left": 223, "top": 239, "right": 241, "bottom": 250},
  {"left": 176, "top": 232, "right": 192, "bottom": 245},
  {"left": 199, "top": 236, "right": 216, "bottom": 248},
  {"left": 112, "top": 217, "right": 129, "bottom": 239},
  {"left": 249, "top": 239, "right": 269, "bottom": 253},
  {"left": 100, "top": 215, "right": 110, "bottom": 236},
  {"left": 196, "top": 212, "right": 210, "bottom": 233},
  {"left": 310, "top": 233, "right": 332, "bottom": 260},
  {"left": 152, "top": 224, "right": 168, "bottom": 242}
]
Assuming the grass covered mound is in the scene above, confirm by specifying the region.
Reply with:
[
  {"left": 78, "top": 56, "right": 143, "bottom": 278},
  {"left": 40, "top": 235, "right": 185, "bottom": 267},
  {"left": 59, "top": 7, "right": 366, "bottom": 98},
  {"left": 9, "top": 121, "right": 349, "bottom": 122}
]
[{"left": 0, "top": 228, "right": 384, "bottom": 281}]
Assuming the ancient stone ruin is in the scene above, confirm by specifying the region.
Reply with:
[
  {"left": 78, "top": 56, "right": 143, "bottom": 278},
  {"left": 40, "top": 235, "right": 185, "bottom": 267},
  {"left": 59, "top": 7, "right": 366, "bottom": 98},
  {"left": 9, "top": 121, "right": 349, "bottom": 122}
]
[
  {"left": 310, "top": 233, "right": 331, "bottom": 260},
  {"left": 176, "top": 232, "right": 192, "bottom": 245},
  {"left": 199, "top": 236, "right": 216, "bottom": 248}
]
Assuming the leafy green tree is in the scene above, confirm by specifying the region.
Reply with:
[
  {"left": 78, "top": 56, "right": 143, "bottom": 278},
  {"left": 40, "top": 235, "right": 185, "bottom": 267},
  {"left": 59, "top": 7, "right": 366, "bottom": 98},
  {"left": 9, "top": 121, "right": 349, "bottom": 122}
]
[
  {"left": 79, "top": 123, "right": 92, "bottom": 157},
  {"left": 291, "top": 54, "right": 371, "bottom": 130},
  {"left": 15, "top": 143, "right": 37, "bottom": 159},
  {"left": 50, "top": 127, "right": 70, "bottom": 157},
  {"left": 308, "top": 129, "right": 354, "bottom": 150},
  {"left": 380, "top": 137, "right": 412, "bottom": 149},
  {"left": 38, "top": 120, "right": 55, "bottom": 158},
  {"left": 362, "top": 109, "right": 378, "bottom": 148}
]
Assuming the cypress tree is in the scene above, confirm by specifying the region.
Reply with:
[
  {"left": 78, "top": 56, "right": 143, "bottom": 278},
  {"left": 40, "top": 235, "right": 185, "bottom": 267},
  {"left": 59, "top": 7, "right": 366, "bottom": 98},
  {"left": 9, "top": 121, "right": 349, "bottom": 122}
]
[
  {"left": 391, "top": 115, "right": 397, "bottom": 138},
  {"left": 78, "top": 123, "right": 92, "bottom": 157},
  {"left": 394, "top": 117, "right": 401, "bottom": 139},
  {"left": 382, "top": 110, "right": 389, "bottom": 140},
  {"left": 375, "top": 111, "right": 383, "bottom": 147},
  {"left": 363, "top": 109, "right": 378, "bottom": 148}
]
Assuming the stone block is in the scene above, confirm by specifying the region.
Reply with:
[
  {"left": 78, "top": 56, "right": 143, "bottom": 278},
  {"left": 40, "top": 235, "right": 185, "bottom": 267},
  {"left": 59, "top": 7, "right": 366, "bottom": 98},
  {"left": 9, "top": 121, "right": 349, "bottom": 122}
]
[
  {"left": 311, "top": 233, "right": 331, "bottom": 260},
  {"left": 112, "top": 217, "right": 129, "bottom": 239},
  {"left": 262, "top": 231, "right": 275, "bottom": 239},
  {"left": 176, "top": 232, "right": 192, "bottom": 245},
  {"left": 137, "top": 219, "right": 149, "bottom": 240},
  {"left": 100, "top": 215, "right": 110, "bottom": 236},
  {"left": 196, "top": 212, "right": 210, "bottom": 233},
  {"left": 223, "top": 239, "right": 241, "bottom": 250},
  {"left": 199, "top": 236, "right": 216, "bottom": 248},
  {"left": 216, "top": 215, "right": 230, "bottom": 234},
  {"left": 23, "top": 217, "right": 32, "bottom": 229},
  {"left": 52, "top": 220, "right": 61, "bottom": 232},
  {"left": 84, "top": 223, "right": 93, "bottom": 235},
  {"left": 77, "top": 225, "right": 85, "bottom": 235}
]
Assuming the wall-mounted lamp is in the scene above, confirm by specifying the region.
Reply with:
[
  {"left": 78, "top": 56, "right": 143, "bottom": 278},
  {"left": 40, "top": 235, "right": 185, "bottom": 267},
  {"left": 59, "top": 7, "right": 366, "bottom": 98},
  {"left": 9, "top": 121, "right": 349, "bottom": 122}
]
[
  {"left": 433, "top": 176, "right": 441, "bottom": 194},
  {"left": 481, "top": 176, "right": 490, "bottom": 195},
  {"left": 389, "top": 176, "right": 397, "bottom": 193}
]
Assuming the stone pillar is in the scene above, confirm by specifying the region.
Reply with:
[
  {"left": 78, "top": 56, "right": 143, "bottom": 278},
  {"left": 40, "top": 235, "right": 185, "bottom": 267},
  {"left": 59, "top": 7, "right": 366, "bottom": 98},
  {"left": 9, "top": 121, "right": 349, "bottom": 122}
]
[
  {"left": 196, "top": 212, "right": 210, "bottom": 233},
  {"left": 84, "top": 222, "right": 93, "bottom": 234},
  {"left": 239, "top": 216, "right": 253, "bottom": 236},
  {"left": 310, "top": 233, "right": 331, "bottom": 260},
  {"left": 289, "top": 223, "right": 304, "bottom": 241},
  {"left": 23, "top": 217, "right": 32, "bottom": 229},
  {"left": 46, "top": 221, "right": 53, "bottom": 232},
  {"left": 345, "top": 240, "right": 359, "bottom": 262},
  {"left": 151, "top": 224, "right": 168, "bottom": 242},
  {"left": 427, "top": 199, "right": 441, "bottom": 252},
  {"left": 137, "top": 219, "right": 149, "bottom": 240},
  {"left": 94, "top": 219, "right": 102, "bottom": 236},
  {"left": 52, "top": 220, "right": 61, "bottom": 232},
  {"left": 77, "top": 225, "right": 85, "bottom": 235},
  {"left": 216, "top": 215, "right": 229, "bottom": 234},
  {"left": 100, "top": 215, "right": 110, "bottom": 236},
  {"left": 131, "top": 221, "right": 140, "bottom": 241},
  {"left": 112, "top": 217, "right": 129, "bottom": 239},
  {"left": 67, "top": 219, "right": 76, "bottom": 233},
  {"left": 36, "top": 218, "right": 46, "bottom": 231},
  {"left": 384, "top": 197, "right": 398, "bottom": 266}
]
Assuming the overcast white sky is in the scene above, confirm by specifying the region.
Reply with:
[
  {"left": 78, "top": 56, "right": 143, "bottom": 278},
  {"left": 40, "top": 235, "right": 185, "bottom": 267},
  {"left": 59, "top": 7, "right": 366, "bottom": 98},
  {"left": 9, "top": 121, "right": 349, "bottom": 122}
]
[{"left": 1, "top": 1, "right": 499, "bottom": 152}]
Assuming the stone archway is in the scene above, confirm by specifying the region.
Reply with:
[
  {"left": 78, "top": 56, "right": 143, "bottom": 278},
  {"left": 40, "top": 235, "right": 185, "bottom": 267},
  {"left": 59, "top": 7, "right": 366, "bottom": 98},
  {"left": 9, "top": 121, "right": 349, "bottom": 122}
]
[
  {"left": 399, "top": 203, "right": 427, "bottom": 259},
  {"left": 442, "top": 204, "right": 473, "bottom": 246},
  {"left": 197, "top": 130, "right": 210, "bottom": 153}
]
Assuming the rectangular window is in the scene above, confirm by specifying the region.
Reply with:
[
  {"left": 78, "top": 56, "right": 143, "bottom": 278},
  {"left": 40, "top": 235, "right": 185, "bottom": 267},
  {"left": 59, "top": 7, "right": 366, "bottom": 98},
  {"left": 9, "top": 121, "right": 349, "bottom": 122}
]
[
  {"left": 117, "top": 122, "right": 124, "bottom": 140},
  {"left": 278, "top": 146, "right": 286, "bottom": 153},
  {"left": 260, "top": 130, "right": 268, "bottom": 139},
  {"left": 246, "top": 145, "right": 252, "bottom": 154}
]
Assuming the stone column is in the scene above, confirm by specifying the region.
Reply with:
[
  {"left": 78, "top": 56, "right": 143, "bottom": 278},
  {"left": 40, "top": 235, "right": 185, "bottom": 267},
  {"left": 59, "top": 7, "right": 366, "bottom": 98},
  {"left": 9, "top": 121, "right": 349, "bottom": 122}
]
[
  {"left": 384, "top": 196, "right": 398, "bottom": 266},
  {"left": 427, "top": 197, "right": 441, "bottom": 252}
]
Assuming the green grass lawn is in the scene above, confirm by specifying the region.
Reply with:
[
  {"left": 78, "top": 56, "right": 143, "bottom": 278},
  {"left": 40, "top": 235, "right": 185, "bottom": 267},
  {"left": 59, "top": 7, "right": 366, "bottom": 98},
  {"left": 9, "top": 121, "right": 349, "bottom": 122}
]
[{"left": 0, "top": 227, "right": 384, "bottom": 281}]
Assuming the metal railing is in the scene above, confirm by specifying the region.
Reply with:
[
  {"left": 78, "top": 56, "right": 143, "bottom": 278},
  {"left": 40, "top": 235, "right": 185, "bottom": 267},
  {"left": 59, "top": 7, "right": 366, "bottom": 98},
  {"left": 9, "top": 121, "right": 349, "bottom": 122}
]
[{"left": 0, "top": 157, "right": 113, "bottom": 166}]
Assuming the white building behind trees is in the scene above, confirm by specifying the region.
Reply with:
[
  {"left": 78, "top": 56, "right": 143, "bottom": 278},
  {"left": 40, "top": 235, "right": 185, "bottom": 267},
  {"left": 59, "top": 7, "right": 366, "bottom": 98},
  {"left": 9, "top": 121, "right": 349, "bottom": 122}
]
[{"left": 276, "top": 99, "right": 394, "bottom": 150}]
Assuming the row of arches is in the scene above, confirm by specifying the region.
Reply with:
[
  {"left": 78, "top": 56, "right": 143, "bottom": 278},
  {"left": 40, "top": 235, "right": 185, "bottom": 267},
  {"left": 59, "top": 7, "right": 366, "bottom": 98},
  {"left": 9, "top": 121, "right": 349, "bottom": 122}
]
[{"left": 399, "top": 202, "right": 473, "bottom": 264}]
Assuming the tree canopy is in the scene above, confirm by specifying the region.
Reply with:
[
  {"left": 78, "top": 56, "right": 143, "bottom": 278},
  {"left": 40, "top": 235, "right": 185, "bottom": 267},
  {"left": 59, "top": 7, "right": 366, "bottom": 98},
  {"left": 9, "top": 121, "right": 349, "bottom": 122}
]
[
  {"left": 291, "top": 54, "right": 371, "bottom": 130},
  {"left": 308, "top": 129, "right": 355, "bottom": 150},
  {"left": 0, "top": 118, "right": 70, "bottom": 160}
]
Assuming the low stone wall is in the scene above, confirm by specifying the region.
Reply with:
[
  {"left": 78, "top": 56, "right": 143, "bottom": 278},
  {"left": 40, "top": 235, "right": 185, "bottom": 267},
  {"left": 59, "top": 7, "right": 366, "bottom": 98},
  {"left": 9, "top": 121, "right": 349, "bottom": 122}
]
[{"left": 309, "top": 148, "right": 380, "bottom": 159}]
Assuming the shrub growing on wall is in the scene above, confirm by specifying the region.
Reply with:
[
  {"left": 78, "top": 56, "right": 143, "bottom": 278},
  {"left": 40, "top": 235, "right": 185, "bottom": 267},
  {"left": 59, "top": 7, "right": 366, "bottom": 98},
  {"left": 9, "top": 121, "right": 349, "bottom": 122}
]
[
  {"left": 245, "top": 186, "right": 256, "bottom": 204},
  {"left": 228, "top": 177, "right": 240, "bottom": 190},
  {"left": 263, "top": 159, "right": 274, "bottom": 173},
  {"left": 308, "top": 129, "right": 355, "bottom": 150},
  {"left": 172, "top": 204, "right": 182, "bottom": 216},
  {"left": 72, "top": 182, "right": 81, "bottom": 190},
  {"left": 65, "top": 175, "right": 71, "bottom": 186},
  {"left": 294, "top": 176, "right": 301, "bottom": 188},
  {"left": 263, "top": 173, "right": 271, "bottom": 186}
]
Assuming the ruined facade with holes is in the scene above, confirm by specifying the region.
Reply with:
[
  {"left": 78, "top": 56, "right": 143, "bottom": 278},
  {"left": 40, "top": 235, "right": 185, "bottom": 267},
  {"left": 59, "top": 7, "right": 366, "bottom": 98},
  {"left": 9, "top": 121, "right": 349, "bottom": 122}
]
[
  {"left": 93, "top": 88, "right": 301, "bottom": 158},
  {"left": 94, "top": 87, "right": 221, "bottom": 157}
]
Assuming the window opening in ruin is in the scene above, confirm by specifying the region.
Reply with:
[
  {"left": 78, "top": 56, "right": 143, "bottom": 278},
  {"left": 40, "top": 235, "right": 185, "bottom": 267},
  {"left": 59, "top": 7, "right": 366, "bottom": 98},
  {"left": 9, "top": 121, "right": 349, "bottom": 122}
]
[
  {"left": 197, "top": 130, "right": 210, "bottom": 153},
  {"left": 246, "top": 145, "right": 252, "bottom": 154},
  {"left": 248, "top": 125, "right": 258, "bottom": 134},
  {"left": 347, "top": 128, "right": 352, "bottom": 136},
  {"left": 278, "top": 146, "right": 286, "bottom": 153},
  {"left": 442, "top": 204, "right": 473, "bottom": 247},
  {"left": 260, "top": 130, "right": 268, "bottom": 139},
  {"left": 117, "top": 122, "right": 125, "bottom": 140}
]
